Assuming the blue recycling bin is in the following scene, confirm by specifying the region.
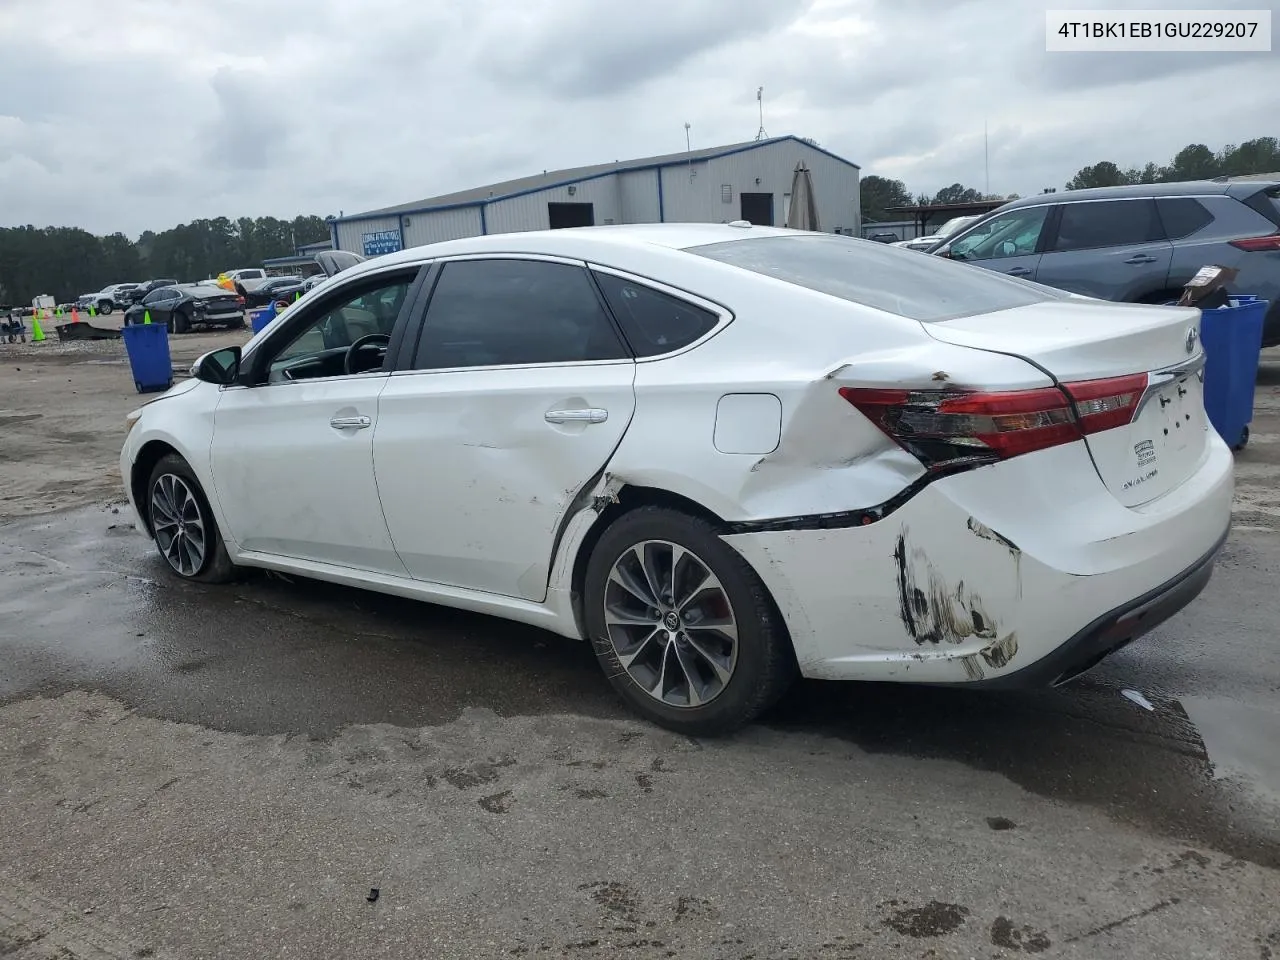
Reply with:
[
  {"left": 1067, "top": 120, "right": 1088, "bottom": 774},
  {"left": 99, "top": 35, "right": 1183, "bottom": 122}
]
[
  {"left": 249, "top": 305, "right": 275, "bottom": 333},
  {"left": 1199, "top": 296, "right": 1267, "bottom": 451},
  {"left": 121, "top": 321, "right": 173, "bottom": 394}
]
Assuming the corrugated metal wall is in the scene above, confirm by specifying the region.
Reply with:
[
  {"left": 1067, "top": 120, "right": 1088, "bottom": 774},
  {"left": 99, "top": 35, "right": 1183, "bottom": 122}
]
[
  {"left": 332, "top": 140, "right": 860, "bottom": 252},
  {"left": 618, "top": 170, "right": 661, "bottom": 222},
  {"left": 485, "top": 176, "right": 623, "bottom": 234},
  {"left": 659, "top": 141, "right": 859, "bottom": 234},
  {"left": 402, "top": 207, "right": 484, "bottom": 249}
]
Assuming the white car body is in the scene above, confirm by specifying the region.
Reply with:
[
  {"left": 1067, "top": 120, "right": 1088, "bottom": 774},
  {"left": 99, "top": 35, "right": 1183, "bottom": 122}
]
[
  {"left": 891, "top": 215, "right": 983, "bottom": 251},
  {"left": 120, "top": 223, "right": 1232, "bottom": 730}
]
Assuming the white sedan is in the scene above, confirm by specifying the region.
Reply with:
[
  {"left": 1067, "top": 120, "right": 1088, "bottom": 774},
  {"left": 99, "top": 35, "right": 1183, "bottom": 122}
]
[{"left": 119, "top": 223, "right": 1232, "bottom": 734}]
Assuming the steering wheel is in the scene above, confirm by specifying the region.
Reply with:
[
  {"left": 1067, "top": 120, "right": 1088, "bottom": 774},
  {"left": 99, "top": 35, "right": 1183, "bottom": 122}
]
[{"left": 344, "top": 333, "right": 391, "bottom": 375}]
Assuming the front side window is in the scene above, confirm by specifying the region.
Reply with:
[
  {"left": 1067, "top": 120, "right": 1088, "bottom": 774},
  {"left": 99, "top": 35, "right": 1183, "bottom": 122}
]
[
  {"left": 262, "top": 273, "right": 414, "bottom": 383},
  {"left": 142, "top": 288, "right": 175, "bottom": 305},
  {"left": 949, "top": 206, "right": 1051, "bottom": 261},
  {"left": 1050, "top": 199, "right": 1160, "bottom": 252},
  {"left": 412, "top": 258, "right": 628, "bottom": 370}
]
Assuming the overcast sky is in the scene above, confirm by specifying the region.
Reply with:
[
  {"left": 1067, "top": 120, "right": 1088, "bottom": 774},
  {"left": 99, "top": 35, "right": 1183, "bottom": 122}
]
[{"left": 1, "top": 0, "right": 1275, "bottom": 236}]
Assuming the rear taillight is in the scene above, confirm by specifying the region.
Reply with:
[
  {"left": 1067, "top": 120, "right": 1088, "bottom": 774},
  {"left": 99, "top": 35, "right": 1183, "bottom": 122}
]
[
  {"left": 1228, "top": 234, "right": 1280, "bottom": 252},
  {"left": 839, "top": 373, "right": 1147, "bottom": 472},
  {"left": 1062, "top": 373, "right": 1146, "bottom": 435}
]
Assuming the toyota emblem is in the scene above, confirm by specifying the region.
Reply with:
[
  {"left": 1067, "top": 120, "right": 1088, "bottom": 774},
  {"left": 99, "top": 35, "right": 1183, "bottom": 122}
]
[{"left": 1185, "top": 327, "right": 1198, "bottom": 353}]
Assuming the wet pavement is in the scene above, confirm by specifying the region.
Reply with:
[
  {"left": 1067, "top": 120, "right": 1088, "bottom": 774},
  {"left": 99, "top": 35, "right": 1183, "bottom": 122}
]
[{"left": 3, "top": 504, "right": 1280, "bottom": 957}]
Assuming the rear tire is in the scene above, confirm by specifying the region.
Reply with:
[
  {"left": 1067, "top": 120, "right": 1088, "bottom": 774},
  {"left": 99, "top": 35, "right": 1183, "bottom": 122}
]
[
  {"left": 583, "top": 506, "right": 796, "bottom": 736},
  {"left": 172, "top": 308, "right": 191, "bottom": 334},
  {"left": 145, "top": 453, "right": 238, "bottom": 583}
]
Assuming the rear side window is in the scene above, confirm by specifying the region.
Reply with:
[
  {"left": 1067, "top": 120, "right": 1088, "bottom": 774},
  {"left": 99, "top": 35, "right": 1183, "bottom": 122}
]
[
  {"left": 1050, "top": 199, "right": 1161, "bottom": 252},
  {"left": 593, "top": 272, "right": 719, "bottom": 356},
  {"left": 688, "top": 234, "right": 1066, "bottom": 323},
  {"left": 1156, "top": 198, "right": 1214, "bottom": 240},
  {"left": 1242, "top": 186, "right": 1280, "bottom": 228},
  {"left": 413, "top": 258, "right": 628, "bottom": 369}
]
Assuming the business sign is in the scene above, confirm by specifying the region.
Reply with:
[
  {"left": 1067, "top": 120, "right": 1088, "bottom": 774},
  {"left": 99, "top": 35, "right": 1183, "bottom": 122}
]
[{"left": 361, "top": 230, "right": 402, "bottom": 257}]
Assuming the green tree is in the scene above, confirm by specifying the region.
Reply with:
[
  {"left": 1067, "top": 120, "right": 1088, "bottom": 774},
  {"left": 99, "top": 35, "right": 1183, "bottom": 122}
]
[
  {"left": 1065, "top": 161, "right": 1130, "bottom": 190},
  {"left": 859, "top": 175, "right": 914, "bottom": 221},
  {"left": 930, "top": 183, "right": 985, "bottom": 205}
]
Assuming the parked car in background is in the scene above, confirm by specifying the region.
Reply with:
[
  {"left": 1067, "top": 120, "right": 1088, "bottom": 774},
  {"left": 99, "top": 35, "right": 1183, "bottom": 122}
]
[
  {"left": 891, "top": 214, "right": 981, "bottom": 251},
  {"left": 865, "top": 233, "right": 900, "bottom": 243},
  {"left": 243, "top": 275, "right": 308, "bottom": 308},
  {"left": 120, "top": 223, "right": 1230, "bottom": 734},
  {"left": 119, "top": 279, "right": 180, "bottom": 307},
  {"left": 123, "top": 284, "right": 245, "bottom": 333},
  {"left": 930, "top": 180, "right": 1280, "bottom": 346},
  {"left": 75, "top": 283, "right": 139, "bottom": 314}
]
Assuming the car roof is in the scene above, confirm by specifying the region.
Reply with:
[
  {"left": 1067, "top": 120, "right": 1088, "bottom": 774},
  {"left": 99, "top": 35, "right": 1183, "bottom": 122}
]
[
  {"left": 338, "top": 222, "right": 803, "bottom": 283},
  {"left": 995, "top": 178, "right": 1280, "bottom": 212}
]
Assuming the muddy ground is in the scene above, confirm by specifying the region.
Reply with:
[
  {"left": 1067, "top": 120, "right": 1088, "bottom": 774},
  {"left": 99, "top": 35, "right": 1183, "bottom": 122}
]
[{"left": 1, "top": 331, "right": 1279, "bottom": 959}]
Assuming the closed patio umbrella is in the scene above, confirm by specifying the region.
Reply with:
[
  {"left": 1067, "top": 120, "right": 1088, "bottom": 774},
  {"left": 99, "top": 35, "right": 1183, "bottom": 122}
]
[{"left": 784, "top": 161, "right": 821, "bottom": 231}]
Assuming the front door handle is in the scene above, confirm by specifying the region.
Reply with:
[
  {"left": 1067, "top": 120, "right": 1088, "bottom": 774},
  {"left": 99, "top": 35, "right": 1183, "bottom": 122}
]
[
  {"left": 1124, "top": 255, "right": 1158, "bottom": 264},
  {"left": 1006, "top": 267, "right": 1032, "bottom": 276},
  {"left": 545, "top": 408, "right": 608, "bottom": 424},
  {"left": 330, "top": 415, "right": 372, "bottom": 430}
]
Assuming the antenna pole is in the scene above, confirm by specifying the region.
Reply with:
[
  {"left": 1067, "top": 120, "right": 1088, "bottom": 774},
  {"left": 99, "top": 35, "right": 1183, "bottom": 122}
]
[
  {"left": 755, "top": 87, "right": 767, "bottom": 141},
  {"left": 984, "top": 121, "right": 990, "bottom": 197}
]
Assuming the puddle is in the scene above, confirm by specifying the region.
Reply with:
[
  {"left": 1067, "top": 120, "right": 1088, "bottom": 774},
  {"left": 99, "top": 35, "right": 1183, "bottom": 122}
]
[{"left": 1181, "top": 696, "right": 1280, "bottom": 810}]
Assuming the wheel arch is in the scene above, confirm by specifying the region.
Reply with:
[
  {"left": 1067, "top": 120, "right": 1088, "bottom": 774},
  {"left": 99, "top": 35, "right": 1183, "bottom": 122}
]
[
  {"left": 566, "top": 482, "right": 794, "bottom": 667},
  {"left": 130, "top": 439, "right": 183, "bottom": 535}
]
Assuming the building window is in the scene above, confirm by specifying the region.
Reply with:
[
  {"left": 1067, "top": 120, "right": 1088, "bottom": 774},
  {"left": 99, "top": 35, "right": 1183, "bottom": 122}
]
[{"left": 721, "top": 184, "right": 733, "bottom": 204}]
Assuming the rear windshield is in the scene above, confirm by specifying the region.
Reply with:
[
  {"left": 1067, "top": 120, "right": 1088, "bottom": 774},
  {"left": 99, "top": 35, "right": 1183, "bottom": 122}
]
[{"left": 688, "top": 233, "right": 1068, "bottom": 322}]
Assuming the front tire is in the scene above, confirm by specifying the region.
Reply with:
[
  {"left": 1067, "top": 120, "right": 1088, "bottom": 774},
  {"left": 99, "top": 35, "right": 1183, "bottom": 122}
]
[
  {"left": 583, "top": 506, "right": 796, "bottom": 736},
  {"left": 146, "top": 453, "right": 238, "bottom": 583},
  {"left": 98, "top": 301, "right": 113, "bottom": 315}
]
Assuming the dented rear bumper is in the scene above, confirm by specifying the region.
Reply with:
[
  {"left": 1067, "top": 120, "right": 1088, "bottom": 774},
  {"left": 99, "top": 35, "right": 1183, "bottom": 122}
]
[{"left": 721, "top": 434, "right": 1234, "bottom": 685}]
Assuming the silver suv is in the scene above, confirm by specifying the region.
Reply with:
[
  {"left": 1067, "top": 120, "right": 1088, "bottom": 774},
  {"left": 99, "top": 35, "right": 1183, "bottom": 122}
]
[{"left": 929, "top": 180, "right": 1280, "bottom": 347}]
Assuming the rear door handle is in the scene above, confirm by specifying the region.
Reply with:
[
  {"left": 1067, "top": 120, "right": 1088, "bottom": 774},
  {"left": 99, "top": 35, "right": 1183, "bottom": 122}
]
[
  {"left": 329, "top": 415, "right": 371, "bottom": 430},
  {"left": 1006, "top": 267, "right": 1032, "bottom": 276},
  {"left": 545, "top": 408, "right": 608, "bottom": 424},
  {"left": 1124, "top": 255, "right": 1158, "bottom": 264}
]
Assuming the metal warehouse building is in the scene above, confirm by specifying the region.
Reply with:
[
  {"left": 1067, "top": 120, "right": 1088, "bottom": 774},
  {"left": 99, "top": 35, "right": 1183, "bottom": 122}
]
[{"left": 329, "top": 135, "right": 860, "bottom": 256}]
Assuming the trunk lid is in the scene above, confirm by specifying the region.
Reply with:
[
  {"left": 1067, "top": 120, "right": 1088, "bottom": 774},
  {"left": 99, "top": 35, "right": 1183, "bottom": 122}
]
[{"left": 924, "top": 299, "right": 1210, "bottom": 508}]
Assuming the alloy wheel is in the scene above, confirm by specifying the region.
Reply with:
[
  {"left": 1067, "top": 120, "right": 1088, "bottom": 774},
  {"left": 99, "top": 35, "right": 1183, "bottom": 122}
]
[
  {"left": 602, "top": 539, "right": 739, "bottom": 708},
  {"left": 150, "top": 473, "right": 207, "bottom": 577}
]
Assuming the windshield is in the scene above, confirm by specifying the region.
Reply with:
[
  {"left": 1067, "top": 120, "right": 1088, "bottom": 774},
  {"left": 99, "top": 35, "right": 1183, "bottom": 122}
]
[
  {"left": 688, "top": 233, "right": 1067, "bottom": 322},
  {"left": 936, "top": 215, "right": 976, "bottom": 238}
]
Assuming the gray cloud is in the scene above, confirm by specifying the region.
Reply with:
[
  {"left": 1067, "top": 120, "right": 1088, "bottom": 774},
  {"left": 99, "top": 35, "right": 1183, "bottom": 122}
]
[{"left": 0, "top": 0, "right": 1275, "bottom": 236}]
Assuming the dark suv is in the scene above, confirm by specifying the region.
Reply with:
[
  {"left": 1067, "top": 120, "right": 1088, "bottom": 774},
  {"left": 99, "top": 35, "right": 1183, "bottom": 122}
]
[{"left": 930, "top": 180, "right": 1280, "bottom": 347}]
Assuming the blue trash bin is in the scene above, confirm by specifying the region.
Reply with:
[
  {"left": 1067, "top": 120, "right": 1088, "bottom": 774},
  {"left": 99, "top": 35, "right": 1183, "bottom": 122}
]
[
  {"left": 121, "top": 322, "right": 173, "bottom": 394},
  {"left": 249, "top": 305, "right": 274, "bottom": 334},
  {"left": 1199, "top": 296, "right": 1267, "bottom": 451}
]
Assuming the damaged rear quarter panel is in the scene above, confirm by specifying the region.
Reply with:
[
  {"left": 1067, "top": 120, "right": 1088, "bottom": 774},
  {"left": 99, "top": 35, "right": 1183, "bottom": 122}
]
[{"left": 722, "top": 482, "right": 1043, "bottom": 683}]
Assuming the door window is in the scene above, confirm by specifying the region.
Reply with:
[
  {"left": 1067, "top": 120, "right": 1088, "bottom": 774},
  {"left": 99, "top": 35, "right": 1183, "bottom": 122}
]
[
  {"left": 412, "top": 258, "right": 628, "bottom": 370},
  {"left": 1049, "top": 199, "right": 1161, "bottom": 252},
  {"left": 142, "top": 288, "right": 176, "bottom": 305},
  {"left": 593, "top": 272, "right": 719, "bottom": 356},
  {"left": 949, "top": 206, "right": 1050, "bottom": 261},
  {"left": 259, "top": 272, "right": 415, "bottom": 383},
  {"left": 1156, "top": 197, "right": 1214, "bottom": 240}
]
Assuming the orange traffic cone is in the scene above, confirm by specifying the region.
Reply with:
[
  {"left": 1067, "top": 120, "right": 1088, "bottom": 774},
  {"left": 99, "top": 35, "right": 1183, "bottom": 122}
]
[{"left": 71, "top": 306, "right": 80, "bottom": 323}]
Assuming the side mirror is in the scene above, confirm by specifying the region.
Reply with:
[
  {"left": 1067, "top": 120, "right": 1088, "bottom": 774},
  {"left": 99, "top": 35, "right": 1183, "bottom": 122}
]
[{"left": 192, "top": 346, "right": 241, "bottom": 386}]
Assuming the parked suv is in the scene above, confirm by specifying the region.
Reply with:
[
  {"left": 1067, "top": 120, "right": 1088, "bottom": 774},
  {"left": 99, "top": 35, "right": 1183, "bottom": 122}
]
[{"left": 929, "top": 180, "right": 1280, "bottom": 346}]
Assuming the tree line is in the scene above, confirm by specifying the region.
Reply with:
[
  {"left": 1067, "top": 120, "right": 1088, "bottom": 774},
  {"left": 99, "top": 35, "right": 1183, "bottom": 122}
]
[
  {"left": 0, "top": 215, "right": 331, "bottom": 307},
  {"left": 861, "top": 136, "right": 1280, "bottom": 223}
]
